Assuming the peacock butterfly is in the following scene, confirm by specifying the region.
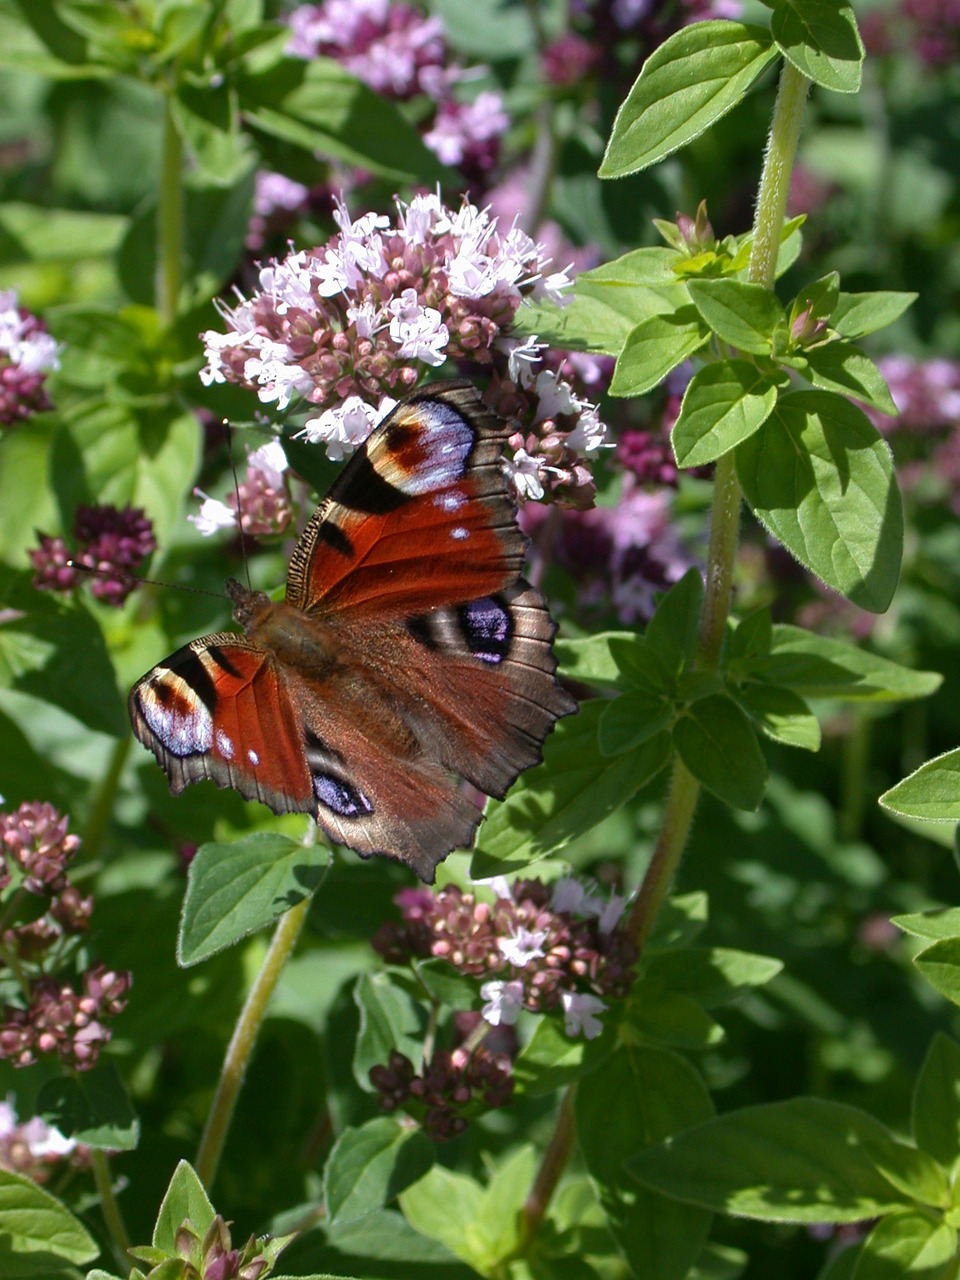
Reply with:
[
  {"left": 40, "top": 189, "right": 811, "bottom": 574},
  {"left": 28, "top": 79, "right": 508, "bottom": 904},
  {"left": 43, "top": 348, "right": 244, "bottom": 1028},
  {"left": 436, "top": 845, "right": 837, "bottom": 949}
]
[{"left": 129, "top": 381, "right": 577, "bottom": 882}]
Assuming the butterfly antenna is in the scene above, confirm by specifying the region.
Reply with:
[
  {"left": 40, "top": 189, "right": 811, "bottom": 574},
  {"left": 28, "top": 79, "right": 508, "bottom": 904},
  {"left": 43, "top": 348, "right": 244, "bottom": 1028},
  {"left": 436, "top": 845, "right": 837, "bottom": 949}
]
[
  {"left": 67, "top": 561, "right": 230, "bottom": 602},
  {"left": 224, "top": 418, "right": 253, "bottom": 591}
]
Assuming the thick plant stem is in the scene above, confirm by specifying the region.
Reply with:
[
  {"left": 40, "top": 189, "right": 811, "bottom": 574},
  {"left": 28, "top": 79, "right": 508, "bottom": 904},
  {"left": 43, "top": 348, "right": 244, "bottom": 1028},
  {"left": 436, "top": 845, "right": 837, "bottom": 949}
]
[
  {"left": 195, "top": 894, "right": 311, "bottom": 1189},
  {"left": 748, "top": 61, "right": 811, "bottom": 290},
  {"left": 519, "top": 1087, "right": 577, "bottom": 1247},
  {"left": 92, "top": 1148, "right": 131, "bottom": 1269},
  {"left": 157, "top": 94, "right": 184, "bottom": 329},
  {"left": 517, "top": 53, "right": 812, "bottom": 1252}
]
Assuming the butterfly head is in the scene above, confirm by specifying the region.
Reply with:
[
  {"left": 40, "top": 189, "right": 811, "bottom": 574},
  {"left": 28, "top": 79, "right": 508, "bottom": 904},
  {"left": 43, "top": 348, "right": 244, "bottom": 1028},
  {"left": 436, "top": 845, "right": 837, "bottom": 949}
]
[{"left": 225, "top": 577, "right": 272, "bottom": 631}]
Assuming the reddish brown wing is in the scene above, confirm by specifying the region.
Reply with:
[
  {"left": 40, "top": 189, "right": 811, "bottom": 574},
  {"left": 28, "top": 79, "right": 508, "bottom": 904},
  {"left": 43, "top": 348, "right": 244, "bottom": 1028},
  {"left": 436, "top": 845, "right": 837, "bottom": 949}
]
[
  {"left": 286, "top": 381, "right": 524, "bottom": 617},
  {"left": 128, "top": 635, "right": 314, "bottom": 815}
]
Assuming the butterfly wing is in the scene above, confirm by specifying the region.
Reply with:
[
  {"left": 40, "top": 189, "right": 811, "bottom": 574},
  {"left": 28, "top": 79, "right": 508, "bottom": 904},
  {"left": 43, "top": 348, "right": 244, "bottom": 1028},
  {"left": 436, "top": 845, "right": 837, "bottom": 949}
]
[
  {"left": 285, "top": 381, "right": 524, "bottom": 617},
  {"left": 128, "top": 634, "right": 314, "bottom": 815}
]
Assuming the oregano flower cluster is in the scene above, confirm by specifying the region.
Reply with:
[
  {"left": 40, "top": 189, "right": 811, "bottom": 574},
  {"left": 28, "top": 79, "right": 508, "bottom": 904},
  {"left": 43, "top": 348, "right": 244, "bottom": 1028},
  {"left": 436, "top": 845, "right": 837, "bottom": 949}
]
[{"left": 0, "top": 801, "right": 131, "bottom": 1071}]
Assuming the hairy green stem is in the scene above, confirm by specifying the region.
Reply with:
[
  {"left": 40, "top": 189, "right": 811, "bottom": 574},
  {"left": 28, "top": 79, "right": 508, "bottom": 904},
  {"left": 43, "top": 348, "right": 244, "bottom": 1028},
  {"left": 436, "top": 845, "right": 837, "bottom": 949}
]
[
  {"left": 157, "top": 93, "right": 184, "bottom": 328},
  {"left": 748, "top": 61, "right": 811, "bottom": 289},
  {"left": 195, "top": 894, "right": 311, "bottom": 1189},
  {"left": 519, "top": 1087, "right": 577, "bottom": 1248},
  {"left": 92, "top": 1148, "right": 131, "bottom": 1268}
]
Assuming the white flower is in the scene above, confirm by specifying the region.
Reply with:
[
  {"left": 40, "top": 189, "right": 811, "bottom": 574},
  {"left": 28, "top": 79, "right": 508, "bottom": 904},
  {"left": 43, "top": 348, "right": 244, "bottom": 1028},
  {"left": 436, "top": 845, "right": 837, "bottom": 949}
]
[
  {"left": 560, "top": 991, "right": 607, "bottom": 1039},
  {"left": 536, "top": 266, "right": 575, "bottom": 307},
  {"left": 387, "top": 289, "right": 449, "bottom": 366},
  {"left": 551, "top": 878, "right": 586, "bottom": 914},
  {"left": 498, "top": 925, "right": 548, "bottom": 968},
  {"left": 566, "top": 405, "right": 608, "bottom": 454},
  {"left": 347, "top": 299, "right": 382, "bottom": 339},
  {"left": 480, "top": 979, "right": 525, "bottom": 1027},
  {"left": 297, "top": 394, "right": 395, "bottom": 460},
  {"left": 0, "top": 1097, "right": 75, "bottom": 1157},
  {"left": 499, "top": 334, "right": 544, "bottom": 385},
  {"left": 189, "top": 491, "right": 236, "bottom": 536},
  {"left": 533, "top": 368, "right": 580, "bottom": 420},
  {"left": 246, "top": 438, "right": 288, "bottom": 487},
  {"left": 503, "top": 448, "right": 545, "bottom": 501},
  {"left": 199, "top": 329, "right": 254, "bottom": 387},
  {"left": 398, "top": 191, "right": 446, "bottom": 244},
  {"left": 581, "top": 892, "right": 626, "bottom": 934}
]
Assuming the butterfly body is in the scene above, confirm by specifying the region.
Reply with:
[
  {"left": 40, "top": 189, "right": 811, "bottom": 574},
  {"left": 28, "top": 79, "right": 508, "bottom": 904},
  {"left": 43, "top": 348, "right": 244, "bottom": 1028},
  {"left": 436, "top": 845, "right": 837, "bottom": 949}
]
[{"left": 130, "top": 382, "right": 576, "bottom": 881}]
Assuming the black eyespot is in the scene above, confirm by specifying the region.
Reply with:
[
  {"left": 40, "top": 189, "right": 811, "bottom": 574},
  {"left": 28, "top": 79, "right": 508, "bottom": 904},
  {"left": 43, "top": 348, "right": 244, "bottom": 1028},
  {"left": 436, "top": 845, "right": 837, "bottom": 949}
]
[
  {"left": 458, "top": 596, "right": 512, "bottom": 664},
  {"left": 313, "top": 772, "right": 373, "bottom": 818}
]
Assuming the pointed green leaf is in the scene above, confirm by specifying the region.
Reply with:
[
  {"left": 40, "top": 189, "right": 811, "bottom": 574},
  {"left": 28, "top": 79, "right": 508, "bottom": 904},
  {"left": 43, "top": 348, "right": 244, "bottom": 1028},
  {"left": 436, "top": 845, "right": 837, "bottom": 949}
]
[
  {"left": 600, "top": 21, "right": 777, "bottom": 176},
  {"left": 736, "top": 391, "right": 903, "bottom": 612},
  {"left": 599, "top": 692, "right": 674, "bottom": 756},
  {"left": 645, "top": 946, "right": 783, "bottom": 1006},
  {"left": 674, "top": 694, "right": 767, "bottom": 810},
  {"left": 749, "top": 625, "right": 941, "bottom": 702},
  {"left": 627, "top": 984, "right": 725, "bottom": 1050},
  {"left": 771, "top": 0, "right": 864, "bottom": 93},
  {"left": 178, "top": 833, "right": 328, "bottom": 966},
  {"left": 912, "top": 1034, "right": 960, "bottom": 1171},
  {"left": 353, "top": 972, "right": 427, "bottom": 1089},
  {"left": 514, "top": 1014, "right": 619, "bottom": 1096},
  {"left": 801, "top": 343, "right": 897, "bottom": 415},
  {"left": 324, "top": 1118, "right": 434, "bottom": 1226},
  {"left": 880, "top": 750, "right": 960, "bottom": 822},
  {"left": 555, "top": 632, "right": 634, "bottom": 687},
  {"left": 832, "top": 291, "right": 916, "bottom": 339},
  {"left": 629, "top": 1099, "right": 931, "bottom": 1222},
  {"left": 471, "top": 701, "right": 671, "bottom": 877},
  {"left": 915, "top": 939, "right": 960, "bottom": 1008},
  {"left": 0, "top": 1169, "right": 98, "bottom": 1270},
  {"left": 673, "top": 360, "right": 779, "bottom": 466},
  {"left": 687, "top": 280, "right": 786, "bottom": 354},
  {"left": 892, "top": 909, "right": 960, "bottom": 942},
  {"left": 609, "top": 310, "right": 709, "bottom": 397},
  {"left": 645, "top": 568, "right": 705, "bottom": 672},
  {"left": 152, "top": 1162, "right": 214, "bottom": 1252},
  {"left": 853, "top": 1212, "right": 956, "bottom": 1280},
  {"left": 576, "top": 1046, "right": 714, "bottom": 1280},
  {"left": 737, "top": 682, "right": 821, "bottom": 751}
]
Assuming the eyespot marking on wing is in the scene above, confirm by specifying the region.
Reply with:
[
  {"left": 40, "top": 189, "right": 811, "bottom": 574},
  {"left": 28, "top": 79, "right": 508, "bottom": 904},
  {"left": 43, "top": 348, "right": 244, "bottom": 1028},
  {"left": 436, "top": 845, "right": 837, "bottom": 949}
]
[
  {"left": 458, "top": 597, "right": 512, "bottom": 664},
  {"left": 380, "top": 403, "right": 474, "bottom": 495},
  {"left": 138, "top": 678, "right": 214, "bottom": 757},
  {"left": 313, "top": 772, "right": 373, "bottom": 818}
]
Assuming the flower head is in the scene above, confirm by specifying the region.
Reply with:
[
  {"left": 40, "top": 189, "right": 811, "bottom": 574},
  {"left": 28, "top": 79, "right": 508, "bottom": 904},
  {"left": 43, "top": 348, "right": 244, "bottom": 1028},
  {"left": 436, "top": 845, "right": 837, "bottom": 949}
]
[
  {"left": 0, "top": 290, "right": 58, "bottom": 429},
  {"left": 32, "top": 505, "right": 156, "bottom": 606}
]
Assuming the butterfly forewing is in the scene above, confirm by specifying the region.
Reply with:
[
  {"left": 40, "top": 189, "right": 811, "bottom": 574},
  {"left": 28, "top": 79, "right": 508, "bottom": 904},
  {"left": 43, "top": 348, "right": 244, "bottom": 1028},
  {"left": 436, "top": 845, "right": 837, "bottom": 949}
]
[{"left": 129, "top": 381, "right": 577, "bottom": 881}]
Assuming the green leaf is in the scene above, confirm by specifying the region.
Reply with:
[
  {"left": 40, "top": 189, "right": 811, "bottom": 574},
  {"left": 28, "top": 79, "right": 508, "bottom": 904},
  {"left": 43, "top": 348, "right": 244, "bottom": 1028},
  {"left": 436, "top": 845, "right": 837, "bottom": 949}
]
[
  {"left": 770, "top": 0, "right": 864, "bottom": 94},
  {"left": 687, "top": 280, "right": 786, "bottom": 354},
  {"left": 178, "top": 833, "right": 328, "bottom": 966},
  {"left": 736, "top": 391, "right": 903, "bottom": 613},
  {"left": 0, "top": 1169, "right": 98, "bottom": 1272},
  {"left": 609, "top": 309, "right": 709, "bottom": 397},
  {"left": 629, "top": 1099, "right": 935, "bottom": 1222},
  {"left": 399, "top": 1148, "right": 536, "bottom": 1271},
  {"left": 800, "top": 343, "right": 897, "bottom": 415},
  {"left": 644, "top": 946, "right": 783, "bottom": 1006},
  {"left": 852, "top": 1212, "right": 956, "bottom": 1280},
  {"left": 413, "top": 959, "right": 480, "bottom": 1011},
  {"left": 892, "top": 909, "right": 960, "bottom": 941},
  {"left": 627, "top": 982, "right": 725, "bottom": 1050},
  {"left": 645, "top": 568, "right": 705, "bottom": 673},
  {"left": 471, "top": 701, "right": 672, "bottom": 878},
  {"left": 0, "top": 575, "right": 127, "bottom": 738},
  {"left": 832, "top": 291, "right": 916, "bottom": 339},
  {"left": 171, "top": 83, "right": 253, "bottom": 184},
  {"left": 736, "top": 682, "right": 821, "bottom": 751},
  {"left": 239, "top": 56, "right": 447, "bottom": 182},
  {"left": 515, "top": 277, "right": 689, "bottom": 358},
  {"left": 556, "top": 632, "right": 642, "bottom": 689},
  {"left": 674, "top": 694, "right": 767, "bottom": 810},
  {"left": 650, "top": 892, "right": 710, "bottom": 947},
  {"left": 747, "top": 625, "right": 942, "bottom": 702},
  {"left": 673, "top": 361, "right": 779, "bottom": 467},
  {"left": 600, "top": 21, "right": 777, "bottom": 176},
  {"left": 513, "top": 1013, "right": 619, "bottom": 1096},
  {"left": 576, "top": 1046, "right": 714, "bottom": 1280},
  {"left": 915, "top": 940, "right": 960, "bottom": 1009},
  {"left": 37, "top": 1064, "right": 139, "bottom": 1151},
  {"left": 153, "top": 1161, "right": 214, "bottom": 1252},
  {"left": 912, "top": 1034, "right": 960, "bottom": 1171},
  {"left": 353, "top": 972, "right": 427, "bottom": 1090},
  {"left": 880, "top": 751, "right": 960, "bottom": 822},
  {"left": 579, "top": 246, "right": 683, "bottom": 286},
  {"left": 599, "top": 691, "right": 674, "bottom": 756},
  {"left": 324, "top": 1118, "right": 434, "bottom": 1226},
  {"left": 728, "top": 609, "right": 773, "bottom": 662},
  {"left": 0, "top": 203, "right": 126, "bottom": 265}
]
